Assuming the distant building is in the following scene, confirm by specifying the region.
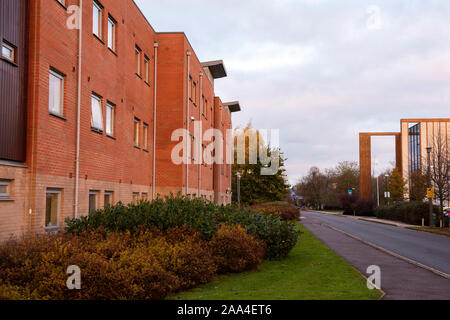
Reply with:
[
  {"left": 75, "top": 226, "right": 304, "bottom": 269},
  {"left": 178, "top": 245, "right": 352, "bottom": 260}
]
[{"left": 359, "top": 119, "right": 450, "bottom": 200}]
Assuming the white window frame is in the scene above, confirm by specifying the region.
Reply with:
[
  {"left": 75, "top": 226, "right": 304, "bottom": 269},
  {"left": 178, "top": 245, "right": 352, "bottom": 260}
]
[
  {"left": 135, "top": 46, "right": 141, "bottom": 76},
  {"left": 132, "top": 192, "right": 140, "bottom": 204},
  {"left": 107, "top": 16, "right": 116, "bottom": 51},
  {"left": 45, "top": 189, "right": 61, "bottom": 230},
  {"left": 2, "top": 41, "right": 15, "bottom": 63},
  {"left": 104, "top": 191, "right": 113, "bottom": 207},
  {"left": 143, "top": 123, "right": 149, "bottom": 150},
  {"left": 49, "top": 69, "right": 64, "bottom": 116},
  {"left": 93, "top": 0, "right": 103, "bottom": 39},
  {"left": 106, "top": 102, "right": 115, "bottom": 136},
  {"left": 91, "top": 93, "right": 104, "bottom": 131},
  {"left": 144, "top": 55, "right": 150, "bottom": 83},
  {"left": 89, "top": 190, "right": 99, "bottom": 213},
  {"left": 0, "top": 180, "right": 11, "bottom": 200},
  {"left": 134, "top": 118, "right": 140, "bottom": 147}
]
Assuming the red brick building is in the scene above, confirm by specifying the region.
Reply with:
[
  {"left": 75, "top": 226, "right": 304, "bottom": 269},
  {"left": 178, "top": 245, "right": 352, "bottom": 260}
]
[{"left": 0, "top": 0, "right": 241, "bottom": 241}]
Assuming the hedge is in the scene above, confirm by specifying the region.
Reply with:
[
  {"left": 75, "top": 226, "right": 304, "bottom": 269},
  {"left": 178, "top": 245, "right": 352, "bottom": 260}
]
[
  {"left": 65, "top": 194, "right": 300, "bottom": 261},
  {"left": 375, "top": 201, "right": 440, "bottom": 226}
]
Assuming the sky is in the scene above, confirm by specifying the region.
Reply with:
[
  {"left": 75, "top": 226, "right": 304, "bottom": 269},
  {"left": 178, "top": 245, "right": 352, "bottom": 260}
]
[{"left": 135, "top": 0, "right": 450, "bottom": 185}]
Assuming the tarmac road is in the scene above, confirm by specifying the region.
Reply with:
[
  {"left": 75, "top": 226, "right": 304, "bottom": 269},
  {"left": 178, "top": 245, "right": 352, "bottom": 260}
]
[{"left": 301, "top": 211, "right": 450, "bottom": 300}]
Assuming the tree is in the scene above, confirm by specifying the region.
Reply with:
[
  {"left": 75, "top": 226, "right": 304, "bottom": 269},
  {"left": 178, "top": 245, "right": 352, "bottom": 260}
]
[
  {"left": 296, "top": 167, "right": 331, "bottom": 210},
  {"left": 387, "top": 168, "right": 406, "bottom": 202},
  {"left": 409, "top": 170, "right": 427, "bottom": 201},
  {"left": 231, "top": 125, "right": 289, "bottom": 206},
  {"left": 426, "top": 134, "right": 450, "bottom": 224}
]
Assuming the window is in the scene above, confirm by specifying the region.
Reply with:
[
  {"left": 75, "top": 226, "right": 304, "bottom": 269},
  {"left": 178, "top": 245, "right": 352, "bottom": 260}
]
[
  {"left": 104, "top": 191, "right": 113, "bottom": 207},
  {"left": 141, "top": 193, "right": 148, "bottom": 201},
  {"left": 89, "top": 190, "right": 99, "bottom": 213},
  {"left": 93, "top": 1, "right": 103, "bottom": 39},
  {"left": 107, "top": 16, "right": 116, "bottom": 51},
  {"left": 2, "top": 41, "right": 16, "bottom": 63},
  {"left": 106, "top": 102, "right": 115, "bottom": 136},
  {"left": 91, "top": 93, "right": 104, "bottom": 131},
  {"left": 135, "top": 46, "right": 141, "bottom": 76},
  {"left": 45, "top": 189, "right": 61, "bottom": 229},
  {"left": 134, "top": 118, "right": 140, "bottom": 147},
  {"left": 0, "top": 180, "right": 11, "bottom": 200},
  {"left": 143, "top": 123, "right": 149, "bottom": 150},
  {"left": 49, "top": 69, "right": 64, "bottom": 116},
  {"left": 132, "top": 192, "right": 139, "bottom": 204},
  {"left": 192, "top": 82, "right": 197, "bottom": 104},
  {"left": 144, "top": 55, "right": 150, "bottom": 83}
]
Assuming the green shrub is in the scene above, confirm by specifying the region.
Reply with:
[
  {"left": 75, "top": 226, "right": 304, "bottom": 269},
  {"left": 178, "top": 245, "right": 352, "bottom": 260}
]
[
  {"left": 65, "top": 194, "right": 300, "bottom": 260},
  {"left": 375, "top": 201, "right": 440, "bottom": 226},
  {"left": 209, "top": 224, "right": 266, "bottom": 274}
]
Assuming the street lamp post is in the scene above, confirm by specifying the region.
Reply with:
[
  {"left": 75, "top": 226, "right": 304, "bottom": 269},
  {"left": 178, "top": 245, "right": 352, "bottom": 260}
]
[
  {"left": 385, "top": 174, "right": 390, "bottom": 206},
  {"left": 427, "top": 147, "right": 433, "bottom": 227},
  {"left": 236, "top": 172, "right": 241, "bottom": 209}
]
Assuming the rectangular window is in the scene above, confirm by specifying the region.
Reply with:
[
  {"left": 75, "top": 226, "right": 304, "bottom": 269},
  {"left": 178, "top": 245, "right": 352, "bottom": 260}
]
[
  {"left": 107, "top": 16, "right": 116, "bottom": 51},
  {"left": 91, "top": 93, "right": 104, "bottom": 131},
  {"left": 49, "top": 69, "right": 64, "bottom": 116},
  {"left": 132, "top": 192, "right": 139, "bottom": 204},
  {"left": 104, "top": 191, "right": 113, "bottom": 207},
  {"left": 106, "top": 102, "right": 115, "bottom": 136},
  {"left": 89, "top": 190, "right": 99, "bottom": 213},
  {"left": 134, "top": 118, "right": 140, "bottom": 147},
  {"left": 144, "top": 55, "right": 150, "bottom": 83},
  {"left": 143, "top": 123, "right": 149, "bottom": 150},
  {"left": 45, "top": 189, "right": 61, "bottom": 229},
  {"left": 93, "top": 1, "right": 103, "bottom": 39},
  {"left": 0, "top": 180, "right": 11, "bottom": 200},
  {"left": 2, "top": 41, "right": 16, "bottom": 63},
  {"left": 141, "top": 193, "right": 148, "bottom": 201},
  {"left": 135, "top": 46, "right": 141, "bottom": 76},
  {"left": 192, "top": 82, "right": 197, "bottom": 105}
]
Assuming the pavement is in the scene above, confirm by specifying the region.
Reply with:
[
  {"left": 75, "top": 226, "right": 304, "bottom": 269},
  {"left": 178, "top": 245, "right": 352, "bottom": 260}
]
[{"left": 301, "top": 210, "right": 450, "bottom": 300}]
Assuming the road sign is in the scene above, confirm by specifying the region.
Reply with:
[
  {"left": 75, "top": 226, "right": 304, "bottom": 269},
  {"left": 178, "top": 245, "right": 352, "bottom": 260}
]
[{"left": 427, "top": 188, "right": 435, "bottom": 199}]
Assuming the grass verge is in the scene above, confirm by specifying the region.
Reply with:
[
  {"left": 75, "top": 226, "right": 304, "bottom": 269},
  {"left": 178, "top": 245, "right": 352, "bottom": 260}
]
[
  {"left": 169, "top": 224, "right": 382, "bottom": 300},
  {"left": 409, "top": 227, "right": 450, "bottom": 237}
]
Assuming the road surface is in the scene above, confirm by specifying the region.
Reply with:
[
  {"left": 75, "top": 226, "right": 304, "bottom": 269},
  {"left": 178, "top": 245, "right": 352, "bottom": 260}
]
[
  {"left": 301, "top": 210, "right": 450, "bottom": 299},
  {"left": 302, "top": 210, "right": 450, "bottom": 275}
]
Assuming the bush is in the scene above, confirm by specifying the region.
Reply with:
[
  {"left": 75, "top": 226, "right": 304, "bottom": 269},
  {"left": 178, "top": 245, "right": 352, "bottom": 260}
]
[
  {"left": 0, "top": 227, "right": 217, "bottom": 300},
  {"left": 248, "top": 203, "right": 301, "bottom": 221},
  {"left": 354, "top": 199, "right": 375, "bottom": 217},
  {"left": 375, "top": 201, "right": 440, "bottom": 226},
  {"left": 209, "top": 224, "right": 266, "bottom": 274},
  {"left": 339, "top": 194, "right": 359, "bottom": 215},
  {"left": 65, "top": 194, "right": 300, "bottom": 261}
]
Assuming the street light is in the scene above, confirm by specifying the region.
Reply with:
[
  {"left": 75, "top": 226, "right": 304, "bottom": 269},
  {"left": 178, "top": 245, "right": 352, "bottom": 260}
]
[
  {"left": 385, "top": 174, "right": 390, "bottom": 206},
  {"left": 236, "top": 172, "right": 242, "bottom": 209},
  {"left": 426, "top": 147, "right": 433, "bottom": 227}
]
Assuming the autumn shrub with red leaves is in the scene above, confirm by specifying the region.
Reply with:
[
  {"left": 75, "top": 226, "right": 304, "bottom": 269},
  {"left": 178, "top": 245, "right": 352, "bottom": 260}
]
[
  {"left": 249, "top": 204, "right": 301, "bottom": 221},
  {"left": 0, "top": 227, "right": 216, "bottom": 300},
  {"left": 209, "top": 224, "right": 266, "bottom": 274}
]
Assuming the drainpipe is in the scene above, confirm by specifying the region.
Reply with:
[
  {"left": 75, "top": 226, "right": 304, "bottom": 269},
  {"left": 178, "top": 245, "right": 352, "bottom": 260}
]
[
  {"left": 186, "top": 51, "right": 191, "bottom": 196},
  {"left": 152, "top": 41, "right": 158, "bottom": 200},
  {"left": 198, "top": 72, "right": 203, "bottom": 197},
  {"left": 220, "top": 106, "right": 222, "bottom": 204},
  {"left": 74, "top": 0, "right": 83, "bottom": 219},
  {"left": 28, "top": 0, "right": 40, "bottom": 234}
]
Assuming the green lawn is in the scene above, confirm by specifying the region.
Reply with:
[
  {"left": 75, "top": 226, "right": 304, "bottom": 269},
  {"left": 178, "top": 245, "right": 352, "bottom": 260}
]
[
  {"left": 170, "top": 224, "right": 382, "bottom": 300},
  {"left": 409, "top": 227, "right": 450, "bottom": 236}
]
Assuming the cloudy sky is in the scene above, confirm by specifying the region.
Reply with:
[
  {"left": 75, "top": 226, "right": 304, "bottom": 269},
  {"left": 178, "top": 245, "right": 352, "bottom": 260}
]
[{"left": 135, "top": 0, "right": 450, "bottom": 185}]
